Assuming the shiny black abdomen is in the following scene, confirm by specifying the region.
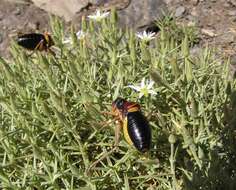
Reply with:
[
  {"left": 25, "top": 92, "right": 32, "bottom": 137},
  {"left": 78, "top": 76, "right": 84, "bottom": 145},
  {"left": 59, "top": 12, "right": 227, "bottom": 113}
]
[
  {"left": 127, "top": 111, "right": 151, "bottom": 152},
  {"left": 17, "top": 33, "right": 45, "bottom": 50}
]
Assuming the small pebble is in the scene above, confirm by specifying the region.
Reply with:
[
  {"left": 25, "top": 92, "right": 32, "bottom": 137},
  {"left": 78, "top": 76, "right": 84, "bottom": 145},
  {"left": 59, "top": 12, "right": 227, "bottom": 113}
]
[
  {"left": 201, "top": 28, "right": 217, "bottom": 37},
  {"left": 192, "top": 0, "right": 199, "bottom": 5},
  {"left": 190, "top": 46, "right": 201, "bottom": 56},
  {"left": 90, "top": 0, "right": 110, "bottom": 5},
  {"left": 13, "top": 7, "right": 21, "bottom": 15},
  {"left": 186, "top": 15, "right": 198, "bottom": 24},
  {"left": 191, "top": 8, "right": 198, "bottom": 16},
  {"left": 228, "top": 11, "right": 236, "bottom": 16},
  {"left": 220, "top": 33, "right": 235, "bottom": 43},
  {"left": 229, "top": 0, "right": 236, "bottom": 7},
  {"left": 223, "top": 2, "right": 230, "bottom": 7},
  {"left": 175, "top": 6, "right": 186, "bottom": 17},
  {"left": 164, "top": 0, "right": 173, "bottom": 4},
  {"left": 0, "top": 33, "right": 3, "bottom": 44},
  {"left": 0, "top": 13, "right": 3, "bottom": 21},
  {"left": 231, "top": 55, "right": 236, "bottom": 65},
  {"left": 27, "top": 22, "right": 39, "bottom": 30}
]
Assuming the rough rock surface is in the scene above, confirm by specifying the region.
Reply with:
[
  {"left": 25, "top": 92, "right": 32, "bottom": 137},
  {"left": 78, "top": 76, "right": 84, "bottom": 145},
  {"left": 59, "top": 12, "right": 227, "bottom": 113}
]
[
  {"left": 117, "top": 0, "right": 166, "bottom": 29},
  {"left": 30, "top": 0, "right": 166, "bottom": 29},
  {"left": 164, "top": 0, "right": 236, "bottom": 57},
  {"left": 0, "top": 0, "right": 236, "bottom": 60},
  {"left": 0, "top": 0, "right": 50, "bottom": 58},
  {"left": 31, "top": 0, "right": 89, "bottom": 22}
]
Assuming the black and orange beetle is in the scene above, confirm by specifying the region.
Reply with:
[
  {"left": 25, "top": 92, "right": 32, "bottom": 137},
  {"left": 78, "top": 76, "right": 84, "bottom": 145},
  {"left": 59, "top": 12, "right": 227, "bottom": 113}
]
[
  {"left": 17, "top": 32, "right": 54, "bottom": 54},
  {"left": 87, "top": 97, "right": 151, "bottom": 173},
  {"left": 112, "top": 97, "right": 151, "bottom": 152}
]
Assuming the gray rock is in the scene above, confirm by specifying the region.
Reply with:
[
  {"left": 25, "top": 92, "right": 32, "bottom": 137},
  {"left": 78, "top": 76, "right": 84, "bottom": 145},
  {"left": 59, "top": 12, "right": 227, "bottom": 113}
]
[
  {"left": 164, "top": 0, "right": 174, "bottom": 4},
  {"left": 97, "top": 0, "right": 130, "bottom": 10},
  {"left": 230, "top": 55, "right": 236, "bottom": 79},
  {"left": 229, "top": 0, "right": 236, "bottom": 7},
  {"left": 31, "top": 0, "right": 167, "bottom": 29},
  {"left": 231, "top": 55, "right": 236, "bottom": 65},
  {"left": 186, "top": 15, "right": 199, "bottom": 24},
  {"left": 192, "top": 0, "right": 199, "bottom": 6},
  {"left": 0, "top": 33, "right": 3, "bottom": 44},
  {"left": 219, "top": 33, "right": 235, "bottom": 43},
  {"left": 0, "top": 13, "right": 3, "bottom": 21},
  {"left": 90, "top": 0, "right": 110, "bottom": 5},
  {"left": 31, "top": 0, "right": 90, "bottom": 21},
  {"left": 13, "top": 7, "right": 21, "bottom": 16},
  {"left": 190, "top": 45, "right": 201, "bottom": 56},
  {"left": 228, "top": 10, "right": 236, "bottom": 16},
  {"left": 223, "top": 2, "right": 230, "bottom": 7},
  {"left": 117, "top": 0, "right": 167, "bottom": 29},
  {"left": 175, "top": 6, "right": 185, "bottom": 17}
]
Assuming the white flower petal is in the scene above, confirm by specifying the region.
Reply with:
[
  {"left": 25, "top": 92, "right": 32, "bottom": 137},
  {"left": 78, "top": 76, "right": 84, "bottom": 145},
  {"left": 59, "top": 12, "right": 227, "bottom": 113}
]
[
  {"left": 140, "top": 78, "right": 146, "bottom": 88},
  {"left": 62, "top": 37, "right": 72, "bottom": 44},
  {"left": 148, "top": 32, "right": 156, "bottom": 37},
  {"left": 136, "top": 31, "right": 156, "bottom": 41},
  {"left": 76, "top": 30, "right": 86, "bottom": 39},
  {"left": 101, "top": 12, "right": 110, "bottom": 18},
  {"left": 87, "top": 10, "right": 110, "bottom": 21},
  {"left": 127, "top": 77, "right": 156, "bottom": 99},
  {"left": 127, "top": 85, "right": 141, "bottom": 91},
  {"left": 147, "top": 80, "right": 155, "bottom": 89},
  {"left": 139, "top": 92, "right": 144, "bottom": 98},
  {"left": 136, "top": 33, "right": 143, "bottom": 39},
  {"left": 148, "top": 90, "right": 157, "bottom": 95}
]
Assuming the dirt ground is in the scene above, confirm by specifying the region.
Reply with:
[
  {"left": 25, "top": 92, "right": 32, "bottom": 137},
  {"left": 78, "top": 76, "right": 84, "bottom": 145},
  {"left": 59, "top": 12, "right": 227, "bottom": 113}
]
[
  {"left": 0, "top": 0, "right": 50, "bottom": 57},
  {"left": 167, "top": 0, "right": 236, "bottom": 58},
  {"left": 0, "top": 0, "right": 236, "bottom": 59}
]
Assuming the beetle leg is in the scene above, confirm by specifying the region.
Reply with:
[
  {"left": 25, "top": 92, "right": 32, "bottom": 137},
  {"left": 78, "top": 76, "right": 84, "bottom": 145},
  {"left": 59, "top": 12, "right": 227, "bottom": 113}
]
[
  {"left": 114, "top": 120, "right": 122, "bottom": 147},
  {"left": 28, "top": 39, "right": 44, "bottom": 56},
  {"left": 86, "top": 120, "right": 122, "bottom": 174},
  {"left": 86, "top": 146, "right": 117, "bottom": 175},
  {"left": 47, "top": 48, "right": 56, "bottom": 57},
  {"left": 94, "top": 111, "right": 119, "bottom": 128},
  {"left": 89, "top": 115, "right": 118, "bottom": 128},
  {"left": 146, "top": 110, "right": 154, "bottom": 120},
  {"left": 34, "top": 39, "right": 44, "bottom": 51},
  {"left": 97, "top": 118, "right": 117, "bottom": 128},
  {"left": 101, "top": 111, "right": 117, "bottom": 116}
]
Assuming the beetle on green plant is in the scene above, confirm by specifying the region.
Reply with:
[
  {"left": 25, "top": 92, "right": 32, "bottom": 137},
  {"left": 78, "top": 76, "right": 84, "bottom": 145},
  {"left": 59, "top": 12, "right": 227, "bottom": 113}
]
[
  {"left": 87, "top": 97, "right": 151, "bottom": 173},
  {"left": 112, "top": 97, "right": 151, "bottom": 152}
]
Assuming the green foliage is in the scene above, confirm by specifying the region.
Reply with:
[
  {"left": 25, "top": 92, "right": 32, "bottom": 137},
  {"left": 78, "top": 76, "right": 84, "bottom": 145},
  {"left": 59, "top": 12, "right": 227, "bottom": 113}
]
[
  {"left": 156, "top": 14, "right": 199, "bottom": 47},
  {"left": 0, "top": 11, "right": 236, "bottom": 189}
]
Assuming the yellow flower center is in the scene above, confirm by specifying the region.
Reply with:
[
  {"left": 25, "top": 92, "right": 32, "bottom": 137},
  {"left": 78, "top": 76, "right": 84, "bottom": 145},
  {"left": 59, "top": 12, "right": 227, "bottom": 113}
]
[{"left": 140, "top": 87, "right": 149, "bottom": 97}]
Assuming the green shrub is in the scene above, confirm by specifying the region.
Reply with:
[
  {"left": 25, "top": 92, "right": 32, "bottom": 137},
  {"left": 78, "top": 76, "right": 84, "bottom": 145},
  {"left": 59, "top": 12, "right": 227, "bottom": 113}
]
[{"left": 0, "top": 10, "right": 236, "bottom": 189}]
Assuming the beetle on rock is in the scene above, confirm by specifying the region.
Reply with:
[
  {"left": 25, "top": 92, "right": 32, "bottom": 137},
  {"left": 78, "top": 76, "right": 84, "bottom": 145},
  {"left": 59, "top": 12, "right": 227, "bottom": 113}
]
[{"left": 17, "top": 32, "right": 54, "bottom": 54}]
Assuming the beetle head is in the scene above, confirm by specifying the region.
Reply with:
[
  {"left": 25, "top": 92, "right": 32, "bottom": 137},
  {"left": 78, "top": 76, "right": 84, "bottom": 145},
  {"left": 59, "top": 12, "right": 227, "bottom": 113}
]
[
  {"left": 112, "top": 97, "right": 126, "bottom": 110},
  {"left": 44, "top": 32, "right": 54, "bottom": 47}
]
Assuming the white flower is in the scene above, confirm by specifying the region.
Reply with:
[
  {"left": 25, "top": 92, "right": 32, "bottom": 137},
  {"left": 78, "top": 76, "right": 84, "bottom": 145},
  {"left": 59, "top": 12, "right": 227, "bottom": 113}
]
[
  {"left": 75, "top": 30, "right": 86, "bottom": 40},
  {"left": 128, "top": 78, "right": 157, "bottom": 98},
  {"left": 136, "top": 31, "right": 156, "bottom": 42},
  {"left": 62, "top": 30, "right": 86, "bottom": 44},
  {"left": 62, "top": 37, "right": 72, "bottom": 44},
  {"left": 87, "top": 10, "right": 110, "bottom": 21}
]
